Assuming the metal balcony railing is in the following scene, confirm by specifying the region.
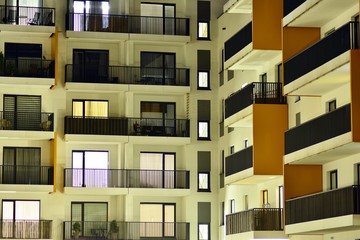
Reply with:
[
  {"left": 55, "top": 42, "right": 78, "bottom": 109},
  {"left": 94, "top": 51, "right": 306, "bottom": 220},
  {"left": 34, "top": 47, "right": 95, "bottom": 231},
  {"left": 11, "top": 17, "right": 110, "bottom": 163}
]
[
  {"left": 0, "top": 5, "right": 55, "bottom": 26},
  {"left": 65, "top": 64, "right": 190, "bottom": 86},
  {"left": 66, "top": 13, "right": 190, "bottom": 36},
  {"left": 224, "top": 21, "right": 252, "bottom": 61},
  {"left": 64, "top": 168, "right": 190, "bottom": 189},
  {"left": 284, "top": 22, "right": 359, "bottom": 85},
  {"left": 225, "top": 82, "right": 286, "bottom": 118},
  {"left": 0, "top": 111, "right": 54, "bottom": 131},
  {"left": 226, "top": 208, "right": 283, "bottom": 235},
  {"left": 0, "top": 220, "right": 52, "bottom": 239},
  {"left": 0, "top": 165, "right": 53, "bottom": 185},
  {"left": 64, "top": 116, "right": 190, "bottom": 137},
  {"left": 283, "top": 0, "right": 306, "bottom": 17},
  {"left": 225, "top": 146, "right": 253, "bottom": 177},
  {"left": 63, "top": 221, "right": 190, "bottom": 240},
  {"left": 286, "top": 185, "right": 360, "bottom": 225},
  {"left": 1, "top": 58, "right": 55, "bottom": 78},
  {"left": 285, "top": 104, "right": 351, "bottom": 154}
]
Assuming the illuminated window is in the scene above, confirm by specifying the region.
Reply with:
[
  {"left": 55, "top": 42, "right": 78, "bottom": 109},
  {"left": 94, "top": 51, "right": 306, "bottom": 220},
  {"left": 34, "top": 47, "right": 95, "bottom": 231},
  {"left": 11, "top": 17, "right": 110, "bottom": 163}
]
[
  {"left": 198, "top": 71, "right": 209, "bottom": 89},
  {"left": 72, "top": 100, "right": 108, "bottom": 117},
  {"left": 198, "top": 22, "right": 209, "bottom": 39},
  {"left": 198, "top": 172, "right": 210, "bottom": 191},
  {"left": 198, "top": 121, "right": 210, "bottom": 140},
  {"left": 198, "top": 224, "right": 209, "bottom": 240}
]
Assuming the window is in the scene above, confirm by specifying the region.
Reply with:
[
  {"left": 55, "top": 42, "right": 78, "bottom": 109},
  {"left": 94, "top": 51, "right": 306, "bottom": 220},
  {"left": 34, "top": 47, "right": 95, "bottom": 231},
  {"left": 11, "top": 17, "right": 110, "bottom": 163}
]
[
  {"left": 295, "top": 96, "right": 301, "bottom": 102},
  {"left": 198, "top": 172, "right": 210, "bottom": 191},
  {"left": 276, "top": 63, "right": 282, "bottom": 83},
  {"left": 71, "top": 151, "right": 109, "bottom": 187},
  {"left": 230, "top": 199, "right": 235, "bottom": 213},
  {"left": 198, "top": 22, "right": 209, "bottom": 39},
  {"left": 260, "top": 73, "right": 267, "bottom": 83},
  {"left": 198, "top": 121, "right": 210, "bottom": 140},
  {"left": 327, "top": 99, "right": 336, "bottom": 112},
  {"left": 227, "top": 70, "right": 234, "bottom": 81},
  {"left": 330, "top": 170, "right": 338, "bottom": 190},
  {"left": 220, "top": 202, "right": 225, "bottom": 226},
  {"left": 244, "top": 139, "right": 248, "bottom": 148},
  {"left": 2, "top": 200, "right": 40, "bottom": 238},
  {"left": 141, "top": 3, "right": 176, "bottom": 35},
  {"left": 198, "top": 223, "right": 210, "bottom": 240},
  {"left": 262, "top": 190, "right": 269, "bottom": 208},
  {"left": 220, "top": 150, "right": 224, "bottom": 174},
  {"left": 278, "top": 186, "right": 284, "bottom": 208},
  {"left": 72, "top": 100, "right": 108, "bottom": 117},
  {"left": 140, "top": 152, "right": 175, "bottom": 188},
  {"left": 3, "top": 147, "right": 43, "bottom": 184},
  {"left": 356, "top": 163, "right": 360, "bottom": 185},
  {"left": 140, "top": 52, "right": 176, "bottom": 85},
  {"left": 198, "top": 71, "right": 210, "bottom": 89},
  {"left": 71, "top": 202, "right": 108, "bottom": 237},
  {"left": 295, "top": 112, "right": 301, "bottom": 126},
  {"left": 244, "top": 195, "right": 248, "bottom": 210},
  {"left": 140, "top": 203, "right": 175, "bottom": 237},
  {"left": 230, "top": 145, "right": 234, "bottom": 154}
]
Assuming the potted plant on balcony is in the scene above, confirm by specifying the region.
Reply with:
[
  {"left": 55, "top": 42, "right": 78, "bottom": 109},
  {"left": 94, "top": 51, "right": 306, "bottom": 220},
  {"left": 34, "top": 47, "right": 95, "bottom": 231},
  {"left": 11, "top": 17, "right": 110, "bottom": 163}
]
[
  {"left": 109, "top": 220, "right": 119, "bottom": 239},
  {"left": 72, "top": 221, "right": 81, "bottom": 239}
]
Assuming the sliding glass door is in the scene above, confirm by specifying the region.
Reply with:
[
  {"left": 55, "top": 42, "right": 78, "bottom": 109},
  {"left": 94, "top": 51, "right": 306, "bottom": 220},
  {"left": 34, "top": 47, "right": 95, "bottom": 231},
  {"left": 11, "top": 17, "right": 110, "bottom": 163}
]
[
  {"left": 72, "top": 151, "right": 109, "bottom": 187},
  {"left": 140, "top": 3, "right": 175, "bottom": 35},
  {"left": 72, "top": 0, "right": 109, "bottom": 31},
  {"left": 140, "top": 52, "right": 175, "bottom": 85}
]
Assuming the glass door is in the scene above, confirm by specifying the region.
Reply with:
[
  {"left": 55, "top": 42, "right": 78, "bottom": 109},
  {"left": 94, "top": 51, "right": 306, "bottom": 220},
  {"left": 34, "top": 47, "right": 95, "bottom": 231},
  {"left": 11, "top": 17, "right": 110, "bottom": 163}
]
[{"left": 140, "top": 203, "right": 175, "bottom": 237}]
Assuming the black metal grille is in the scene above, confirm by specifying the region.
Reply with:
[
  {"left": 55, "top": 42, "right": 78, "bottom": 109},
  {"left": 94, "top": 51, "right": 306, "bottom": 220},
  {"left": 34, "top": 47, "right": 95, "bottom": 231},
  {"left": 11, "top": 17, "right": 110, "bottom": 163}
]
[
  {"left": 64, "top": 116, "right": 189, "bottom": 137},
  {"left": 226, "top": 208, "right": 283, "bottom": 235},
  {"left": 225, "top": 82, "right": 286, "bottom": 119},
  {"left": 225, "top": 146, "right": 253, "bottom": 177},
  {"left": 66, "top": 13, "right": 189, "bottom": 36},
  {"left": 1, "top": 58, "right": 55, "bottom": 78},
  {"left": 0, "top": 5, "right": 55, "bottom": 26},
  {"left": 63, "top": 221, "right": 190, "bottom": 240},
  {"left": 285, "top": 104, "right": 351, "bottom": 155},
  {"left": 284, "top": 22, "right": 359, "bottom": 85},
  {"left": 0, "top": 111, "right": 54, "bottom": 131},
  {"left": 64, "top": 169, "right": 190, "bottom": 189},
  {"left": 286, "top": 185, "right": 360, "bottom": 225},
  {"left": 1, "top": 165, "right": 53, "bottom": 185},
  {"left": 65, "top": 64, "right": 189, "bottom": 86},
  {"left": 0, "top": 220, "right": 52, "bottom": 239}
]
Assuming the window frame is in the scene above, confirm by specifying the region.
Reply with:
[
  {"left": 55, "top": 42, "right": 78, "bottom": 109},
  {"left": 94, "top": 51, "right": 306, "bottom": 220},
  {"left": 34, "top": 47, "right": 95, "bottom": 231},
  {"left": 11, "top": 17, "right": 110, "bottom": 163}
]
[
  {"left": 198, "top": 172, "right": 210, "bottom": 192},
  {"left": 198, "top": 120, "right": 210, "bottom": 140},
  {"left": 329, "top": 170, "right": 338, "bottom": 190},
  {"left": 198, "top": 223, "right": 210, "bottom": 240},
  {"left": 72, "top": 99, "right": 109, "bottom": 118},
  {"left": 198, "top": 70, "right": 210, "bottom": 90},
  {"left": 197, "top": 21, "right": 210, "bottom": 40},
  {"left": 230, "top": 199, "right": 235, "bottom": 214}
]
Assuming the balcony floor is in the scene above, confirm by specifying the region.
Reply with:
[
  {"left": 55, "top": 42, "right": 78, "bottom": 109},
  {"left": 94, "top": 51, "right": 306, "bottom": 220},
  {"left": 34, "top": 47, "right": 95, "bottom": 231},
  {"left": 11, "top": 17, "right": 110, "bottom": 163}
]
[
  {"left": 0, "top": 184, "right": 53, "bottom": 193},
  {"left": 284, "top": 132, "right": 360, "bottom": 165},
  {"left": 285, "top": 215, "right": 360, "bottom": 235}
]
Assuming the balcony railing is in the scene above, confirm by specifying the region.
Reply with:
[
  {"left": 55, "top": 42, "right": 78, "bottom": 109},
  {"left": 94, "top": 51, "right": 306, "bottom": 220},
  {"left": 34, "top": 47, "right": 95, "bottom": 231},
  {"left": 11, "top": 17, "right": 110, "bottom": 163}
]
[
  {"left": 285, "top": 104, "right": 351, "bottom": 155},
  {"left": 226, "top": 208, "right": 283, "bottom": 235},
  {"left": 65, "top": 64, "right": 190, "bottom": 86},
  {"left": 64, "top": 168, "right": 190, "bottom": 189},
  {"left": 66, "top": 13, "right": 190, "bottom": 36},
  {"left": 286, "top": 185, "right": 360, "bottom": 225},
  {"left": 63, "top": 221, "right": 190, "bottom": 240},
  {"left": 225, "top": 82, "right": 286, "bottom": 118},
  {"left": 0, "top": 220, "right": 52, "bottom": 239},
  {"left": 225, "top": 146, "right": 253, "bottom": 177},
  {"left": 64, "top": 116, "right": 190, "bottom": 137},
  {"left": 0, "top": 111, "right": 54, "bottom": 131},
  {"left": 0, "top": 6, "right": 55, "bottom": 26},
  {"left": 283, "top": 0, "right": 306, "bottom": 17},
  {"left": 225, "top": 21, "right": 252, "bottom": 61},
  {"left": 284, "top": 22, "right": 359, "bottom": 85},
  {"left": 1, "top": 58, "right": 55, "bottom": 78},
  {"left": 0, "top": 165, "right": 53, "bottom": 185}
]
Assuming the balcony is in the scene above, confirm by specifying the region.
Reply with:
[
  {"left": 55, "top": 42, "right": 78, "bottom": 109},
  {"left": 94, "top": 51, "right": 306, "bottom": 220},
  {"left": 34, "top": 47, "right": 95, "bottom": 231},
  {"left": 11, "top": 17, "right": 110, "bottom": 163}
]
[
  {"left": 226, "top": 208, "right": 284, "bottom": 237},
  {"left": 0, "top": 165, "right": 53, "bottom": 185},
  {"left": 66, "top": 13, "right": 190, "bottom": 42},
  {"left": 64, "top": 168, "right": 190, "bottom": 189},
  {"left": 225, "top": 146, "right": 253, "bottom": 178},
  {"left": 224, "top": 21, "right": 252, "bottom": 63},
  {"left": 285, "top": 185, "right": 360, "bottom": 234},
  {"left": 284, "top": 104, "right": 358, "bottom": 164},
  {"left": 1, "top": 58, "right": 55, "bottom": 78},
  {"left": 63, "top": 221, "right": 190, "bottom": 240},
  {"left": 283, "top": 0, "right": 358, "bottom": 27},
  {"left": 65, "top": 64, "right": 190, "bottom": 93},
  {"left": 283, "top": 22, "right": 359, "bottom": 95},
  {"left": 0, "top": 220, "right": 52, "bottom": 239},
  {"left": 225, "top": 82, "right": 286, "bottom": 121}
]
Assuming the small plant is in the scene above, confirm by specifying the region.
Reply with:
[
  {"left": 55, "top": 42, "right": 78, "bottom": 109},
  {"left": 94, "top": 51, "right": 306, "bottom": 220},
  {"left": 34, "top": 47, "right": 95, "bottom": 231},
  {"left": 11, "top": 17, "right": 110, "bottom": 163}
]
[
  {"left": 72, "top": 222, "right": 81, "bottom": 238},
  {"left": 109, "top": 220, "right": 119, "bottom": 239}
]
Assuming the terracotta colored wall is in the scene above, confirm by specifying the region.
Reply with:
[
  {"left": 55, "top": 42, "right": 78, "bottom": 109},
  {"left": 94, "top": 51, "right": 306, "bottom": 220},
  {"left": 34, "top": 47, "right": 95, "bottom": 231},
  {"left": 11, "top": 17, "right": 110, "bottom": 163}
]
[
  {"left": 284, "top": 164, "right": 323, "bottom": 200},
  {"left": 351, "top": 50, "right": 360, "bottom": 142},
  {"left": 253, "top": 104, "right": 288, "bottom": 175},
  {"left": 51, "top": 27, "right": 58, "bottom": 88},
  {"left": 253, "top": 0, "right": 283, "bottom": 50}
]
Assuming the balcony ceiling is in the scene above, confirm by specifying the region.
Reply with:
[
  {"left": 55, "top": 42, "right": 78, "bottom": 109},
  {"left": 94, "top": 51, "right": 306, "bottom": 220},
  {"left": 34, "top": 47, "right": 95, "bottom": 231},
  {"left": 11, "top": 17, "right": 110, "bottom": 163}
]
[
  {"left": 227, "top": 174, "right": 281, "bottom": 185},
  {"left": 287, "top": 0, "right": 358, "bottom": 27},
  {"left": 223, "top": 0, "right": 252, "bottom": 13},
  {"left": 224, "top": 105, "right": 253, "bottom": 128},
  {"left": 286, "top": 63, "right": 350, "bottom": 96},
  {"left": 228, "top": 49, "right": 281, "bottom": 71}
]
